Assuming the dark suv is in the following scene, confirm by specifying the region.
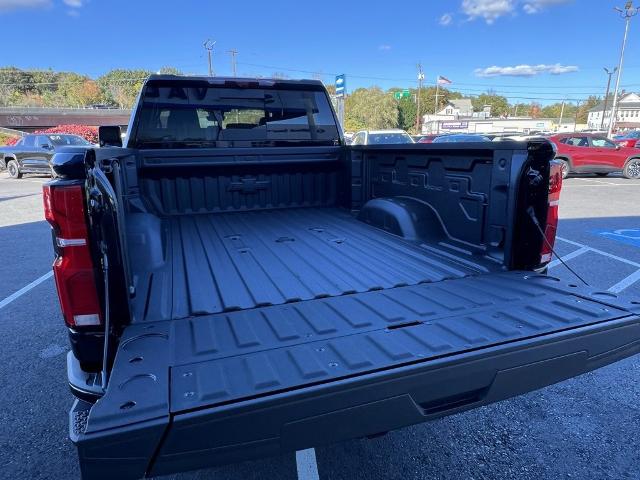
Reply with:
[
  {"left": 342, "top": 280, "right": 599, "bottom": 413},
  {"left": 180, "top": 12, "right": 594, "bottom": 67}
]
[{"left": 0, "top": 133, "right": 92, "bottom": 178}]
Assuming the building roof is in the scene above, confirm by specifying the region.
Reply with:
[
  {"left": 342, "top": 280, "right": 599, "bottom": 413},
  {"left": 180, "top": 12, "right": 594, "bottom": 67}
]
[
  {"left": 450, "top": 99, "right": 473, "bottom": 113},
  {"left": 589, "top": 101, "right": 607, "bottom": 113},
  {"left": 589, "top": 93, "right": 640, "bottom": 112}
]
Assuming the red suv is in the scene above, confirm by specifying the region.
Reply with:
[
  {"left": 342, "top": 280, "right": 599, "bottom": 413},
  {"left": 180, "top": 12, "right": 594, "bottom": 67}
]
[{"left": 549, "top": 133, "right": 640, "bottom": 179}]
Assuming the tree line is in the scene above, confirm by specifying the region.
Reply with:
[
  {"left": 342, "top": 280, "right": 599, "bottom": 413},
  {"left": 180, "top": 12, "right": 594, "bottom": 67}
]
[
  {"left": 0, "top": 67, "right": 601, "bottom": 132},
  {"left": 0, "top": 66, "right": 181, "bottom": 109},
  {"left": 339, "top": 86, "right": 601, "bottom": 133}
]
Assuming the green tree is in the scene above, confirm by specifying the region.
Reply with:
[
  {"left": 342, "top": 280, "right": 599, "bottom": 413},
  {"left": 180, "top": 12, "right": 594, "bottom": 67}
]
[
  {"left": 528, "top": 102, "right": 542, "bottom": 118},
  {"left": 55, "top": 72, "right": 94, "bottom": 106},
  {"left": 510, "top": 103, "right": 530, "bottom": 116},
  {"left": 541, "top": 102, "right": 577, "bottom": 120},
  {"left": 397, "top": 95, "right": 417, "bottom": 131},
  {"left": 158, "top": 66, "right": 182, "bottom": 75},
  {"left": 575, "top": 95, "right": 601, "bottom": 124},
  {"left": 344, "top": 87, "right": 398, "bottom": 131},
  {"left": 97, "top": 69, "right": 151, "bottom": 108}
]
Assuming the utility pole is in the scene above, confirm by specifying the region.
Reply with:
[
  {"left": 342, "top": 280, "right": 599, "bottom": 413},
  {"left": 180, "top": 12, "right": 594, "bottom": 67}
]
[
  {"left": 574, "top": 100, "right": 581, "bottom": 131},
  {"left": 558, "top": 100, "right": 565, "bottom": 132},
  {"left": 434, "top": 78, "right": 440, "bottom": 114},
  {"left": 227, "top": 49, "right": 238, "bottom": 77},
  {"left": 602, "top": 67, "right": 618, "bottom": 130},
  {"left": 203, "top": 39, "right": 216, "bottom": 76},
  {"left": 416, "top": 63, "right": 424, "bottom": 134},
  {"left": 608, "top": 1, "right": 639, "bottom": 138}
]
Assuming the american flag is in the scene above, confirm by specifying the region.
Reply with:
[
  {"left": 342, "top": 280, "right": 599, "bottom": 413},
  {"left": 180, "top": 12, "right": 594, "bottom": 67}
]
[{"left": 437, "top": 76, "right": 452, "bottom": 85}]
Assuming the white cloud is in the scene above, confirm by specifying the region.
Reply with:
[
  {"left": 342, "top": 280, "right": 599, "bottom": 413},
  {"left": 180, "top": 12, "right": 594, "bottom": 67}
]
[
  {"left": 474, "top": 63, "right": 579, "bottom": 77},
  {"left": 462, "top": 0, "right": 514, "bottom": 24},
  {"left": 63, "top": 0, "right": 82, "bottom": 6},
  {"left": 523, "top": 0, "right": 571, "bottom": 14},
  {"left": 439, "top": 13, "right": 453, "bottom": 26},
  {"left": 461, "top": 0, "right": 572, "bottom": 23},
  {"left": 378, "top": 44, "right": 391, "bottom": 51},
  {"left": 0, "top": 0, "right": 50, "bottom": 11}
]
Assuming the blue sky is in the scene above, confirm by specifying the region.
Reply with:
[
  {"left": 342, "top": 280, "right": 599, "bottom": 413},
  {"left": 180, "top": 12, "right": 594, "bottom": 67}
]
[{"left": 2, "top": 0, "right": 640, "bottom": 104}]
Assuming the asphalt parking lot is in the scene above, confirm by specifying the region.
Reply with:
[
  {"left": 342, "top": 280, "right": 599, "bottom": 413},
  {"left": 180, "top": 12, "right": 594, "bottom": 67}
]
[{"left": 1, "top": 171, "right": 639, "bottom": 480}]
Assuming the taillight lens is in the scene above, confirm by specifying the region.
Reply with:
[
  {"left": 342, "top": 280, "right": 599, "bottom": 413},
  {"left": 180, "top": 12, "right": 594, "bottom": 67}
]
[
  {"left": 540, "top": 161, "right": 563, "bottom": 264},
  {"left": 43, "top": 184, "right": 102, "bottom": 328}
]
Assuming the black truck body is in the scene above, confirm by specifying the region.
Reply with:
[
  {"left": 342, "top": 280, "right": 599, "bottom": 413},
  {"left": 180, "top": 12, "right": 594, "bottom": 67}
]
[{"left": 42, "top": 76, "right": 640, "bottom": 479}]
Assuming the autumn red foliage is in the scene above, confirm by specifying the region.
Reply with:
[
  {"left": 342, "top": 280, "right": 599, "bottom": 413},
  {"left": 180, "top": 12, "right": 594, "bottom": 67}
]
[
  {"left": 5, "top": 136, "right": 19, "bottom": 146},
  {"left": 35, "top": 125, "right": 99, "bottom": 144}
]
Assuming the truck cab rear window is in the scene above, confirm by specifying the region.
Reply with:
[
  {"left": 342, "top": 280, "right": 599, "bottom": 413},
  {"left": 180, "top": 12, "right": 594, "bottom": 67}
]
[{"left": 130, "top": 84, "right": 339, "bottom": 148}]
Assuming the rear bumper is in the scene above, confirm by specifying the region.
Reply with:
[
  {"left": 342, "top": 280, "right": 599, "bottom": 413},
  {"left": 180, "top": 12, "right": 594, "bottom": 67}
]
[
  {"left": 68, "top": 328, "right": 104, "bottom": 371},
  {"left": 72, "top": 313, "right": 640, "bottom": 480}
]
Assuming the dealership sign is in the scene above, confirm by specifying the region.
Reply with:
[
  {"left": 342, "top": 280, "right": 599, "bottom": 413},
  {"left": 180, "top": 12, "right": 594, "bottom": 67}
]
[{"left": 441, "top": 121, "right": 468, "bottom": 129}]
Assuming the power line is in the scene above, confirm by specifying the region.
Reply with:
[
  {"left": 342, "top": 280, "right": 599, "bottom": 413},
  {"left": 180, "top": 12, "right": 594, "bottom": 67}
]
[{"left": 235, "top": 61, "right": 640, "bottom": 91}]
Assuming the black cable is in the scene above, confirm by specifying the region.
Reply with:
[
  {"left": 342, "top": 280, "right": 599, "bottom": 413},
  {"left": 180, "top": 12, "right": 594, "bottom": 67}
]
[{"left": 527, "top": 206, "right": 589, "bottom": 286}]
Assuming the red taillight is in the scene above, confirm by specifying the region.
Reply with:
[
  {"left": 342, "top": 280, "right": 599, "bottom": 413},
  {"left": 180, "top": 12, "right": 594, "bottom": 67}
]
[
  {"left": 540, "top": 161, "right": 563, "bottom": 264},
  {"left": 43, "top": 184, "right": 102, "bottom": 328}
]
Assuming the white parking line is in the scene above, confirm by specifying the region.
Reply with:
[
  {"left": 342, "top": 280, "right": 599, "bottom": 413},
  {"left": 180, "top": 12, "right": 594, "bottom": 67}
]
[
  {"left": 572, "top": 178, "right": 619, "bottom": 186},
  {"left": 608, "top": 269, "right": 640, "bottom": 294},
  {"left": 556, "top": 237, "right": 640, "bottom": 268},
  {"left": 296, "top": 448, "right": 320, "bottom": 480},
  {"left": 562, "top": 183, "right": 640, "bottom": 188},
  {"left": 0, "top": 271, "right": 53, "bottom": 310},
  {"left": 548, "top": 246, "right": 590, "bottom": 269}
]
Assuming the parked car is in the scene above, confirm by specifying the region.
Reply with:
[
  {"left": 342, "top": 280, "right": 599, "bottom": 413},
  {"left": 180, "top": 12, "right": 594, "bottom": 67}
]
[
  {"left": 45, "top": 75, "right": 640, "bottom": 479},
  {"left": 548, "top": 132, "right": 640, "bottom": 179},
  {"left": 350, "top": 129, "right": 414, "bottom": 145},
  {"left": 0, "top": 133, "right": 92, "bottom": 179},
  {"left": 432, "top": 134, "right": 491, "bottom": 143},
  {"left": 343, "top": 131, "right": 355, "bottom": 144},
  {"left": 613, "top": 130, "right": 640, "bottom": 148},
  {"left": 417, "top": 134, "right": 441, "bottom": 143}
]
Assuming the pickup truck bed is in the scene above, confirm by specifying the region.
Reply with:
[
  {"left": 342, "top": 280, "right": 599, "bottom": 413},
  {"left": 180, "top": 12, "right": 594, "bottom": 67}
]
[
  {"left": 132, "top": 207, "right": 488, "bottom": 322},
  {"left": 74, "top": 272, "right": 640, "bottom": 479},
  {"left": 57, "top": 77, "right": 640, "bottom": 480}
]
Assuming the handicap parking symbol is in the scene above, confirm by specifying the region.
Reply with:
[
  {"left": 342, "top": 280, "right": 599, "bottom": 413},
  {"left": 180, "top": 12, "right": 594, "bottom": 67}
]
[{"left": 596, "top": 229, "right": 640, "bottom": 248}]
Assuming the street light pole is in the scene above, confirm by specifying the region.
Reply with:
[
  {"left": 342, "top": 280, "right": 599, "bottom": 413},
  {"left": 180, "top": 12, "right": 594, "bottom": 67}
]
[
  {"left": 601, "top": 67, "right": 617, "bottom": 130},
  {"left": 415, "top": 63, "right": 424, "bottom": 134},
  {"left": 203, "top": 39, "right": 216, "bottom": 77},
  {"left": 608, "top": 2, "right": 639, "bottom": 138}
]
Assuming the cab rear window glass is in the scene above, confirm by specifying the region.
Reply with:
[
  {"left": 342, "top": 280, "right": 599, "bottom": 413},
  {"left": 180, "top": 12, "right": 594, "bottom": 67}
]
[{"left": 131, "top": 83, "right": 339, "bottom": 148}]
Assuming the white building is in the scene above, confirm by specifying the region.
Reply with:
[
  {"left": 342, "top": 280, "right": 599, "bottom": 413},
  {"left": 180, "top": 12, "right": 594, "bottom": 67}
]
[
  {"left": 421, "top": 99, "right": 479, "bottom": 125},
  {"left": 421, "top": 117, "right": 570, "bottom": 135},
  {"left": 587, "top": 92, "right": 640, "bottom": 131}
]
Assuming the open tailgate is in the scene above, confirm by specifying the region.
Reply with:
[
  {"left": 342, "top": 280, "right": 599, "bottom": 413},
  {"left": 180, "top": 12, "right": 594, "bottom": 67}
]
[{"left": 71, "top": 272, "right": 640, "bottom": 479}]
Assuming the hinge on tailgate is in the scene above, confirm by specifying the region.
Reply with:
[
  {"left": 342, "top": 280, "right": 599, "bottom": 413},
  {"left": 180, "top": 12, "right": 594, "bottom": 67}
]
[{"left": 100, "top": 241, "right": 111, "bottom": 392}]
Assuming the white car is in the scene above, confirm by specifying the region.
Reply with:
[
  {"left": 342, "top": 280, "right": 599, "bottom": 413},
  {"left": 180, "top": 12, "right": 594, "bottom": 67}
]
[{"left": 350, "top": 129, "right": 414, "bottom": 145}]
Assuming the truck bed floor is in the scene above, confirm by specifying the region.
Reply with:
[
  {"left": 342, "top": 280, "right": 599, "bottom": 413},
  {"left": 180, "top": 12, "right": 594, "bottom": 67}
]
[
  {"left": 133, "top": 208, "right": 488, "bottom": 322},
  {"left": 84, "top": 272, "right": 640, "bottom": 439}
]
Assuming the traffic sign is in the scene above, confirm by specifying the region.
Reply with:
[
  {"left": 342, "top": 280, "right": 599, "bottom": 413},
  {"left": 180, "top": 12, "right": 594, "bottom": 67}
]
[
  {"left": 394, "top": 90, "right": 411, "bottom": 100},
  {"left": 335, "top": 74, "right": 346, "bottom": 97}
]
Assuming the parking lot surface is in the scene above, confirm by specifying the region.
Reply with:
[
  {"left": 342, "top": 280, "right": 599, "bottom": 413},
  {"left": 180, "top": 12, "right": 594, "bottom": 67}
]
[{"left": 0, "top": 171, "right": 639, "bottom": 480}]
